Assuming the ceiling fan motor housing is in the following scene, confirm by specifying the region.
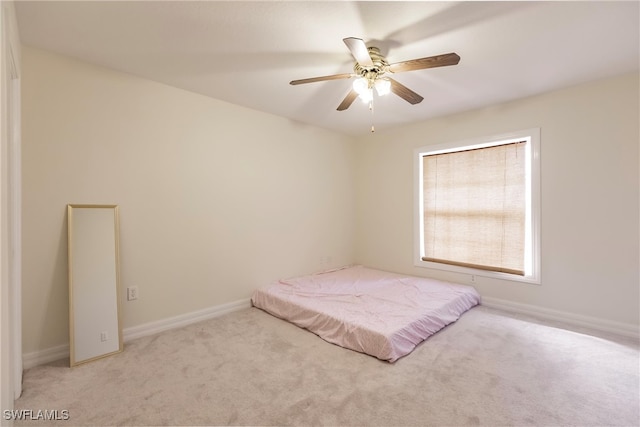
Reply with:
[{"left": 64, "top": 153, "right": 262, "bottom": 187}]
[{"left": 353, "top": 47, "right": 390, "bottom": 84}]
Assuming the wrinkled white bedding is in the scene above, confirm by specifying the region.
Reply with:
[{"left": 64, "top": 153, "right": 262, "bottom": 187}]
[{"left": 251, "top": 265, "right": 480, "bottom": 362}]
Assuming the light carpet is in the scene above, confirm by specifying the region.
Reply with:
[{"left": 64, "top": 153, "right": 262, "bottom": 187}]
[{"left": 14, "top": 305, "right": 640, "bottom": 426}]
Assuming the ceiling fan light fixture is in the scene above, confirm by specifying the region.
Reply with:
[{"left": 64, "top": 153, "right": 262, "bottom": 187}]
[
  {"left": 375, "top": 78, "right": 391, "bottom": 96},
  {"left": 352, "top": 77, "right": 369, "bottom": 95},
  {"left": 358, "top": 88, "right": 373, "bottom": 103}
]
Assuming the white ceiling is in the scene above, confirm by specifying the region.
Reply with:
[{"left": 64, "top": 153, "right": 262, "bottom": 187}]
[{"left": 15, "top": 1, "right": 640, "bottom": 136}]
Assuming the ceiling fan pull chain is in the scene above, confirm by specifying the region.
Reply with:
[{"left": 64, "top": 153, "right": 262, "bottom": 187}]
[{"left": 369, "top": 96, "right": 375, "bottom": 133}]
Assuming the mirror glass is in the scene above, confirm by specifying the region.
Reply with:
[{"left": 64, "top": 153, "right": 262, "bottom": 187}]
[{"left": 68, "top": 204, "right": 123, "bottom": 366}]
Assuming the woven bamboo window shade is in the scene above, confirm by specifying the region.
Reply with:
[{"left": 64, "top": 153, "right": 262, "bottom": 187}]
[{"left": 422, "top": 141, "right": 526, "bottom": 275}]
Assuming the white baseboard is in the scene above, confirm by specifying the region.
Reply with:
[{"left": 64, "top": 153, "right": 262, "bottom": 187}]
[
  {"left": 123, "top": 298, "right": 251, "bottom": 342},
  {"left": 22, "top": 343, "right": 70, "bottom": 370},
  {"left": 22, "top": 298, "right": 252, "bottom": 369},
  {"left": 481, "top": 296, "right": 639, "bottom": 340},
  {"left": 24, "top": 296, "right": 637, "bottom": 369}
]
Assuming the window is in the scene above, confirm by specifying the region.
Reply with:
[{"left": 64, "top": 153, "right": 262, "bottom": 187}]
[{"left": 414, "top": 129, "right": 540, "bottom": 284}]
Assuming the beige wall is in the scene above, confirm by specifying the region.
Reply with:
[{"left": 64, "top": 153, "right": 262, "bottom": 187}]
[
  {"left": 22, "top": 45, "right": 639, "bottom": 355},
  {"left": 21, "top": 47, "right": 356, "bottom": 354},
  {"left": 354, "top": 72, "right": 639, "bottom": 327}
]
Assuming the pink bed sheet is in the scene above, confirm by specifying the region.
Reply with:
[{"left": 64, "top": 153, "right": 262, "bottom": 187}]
[{"left": 251, "top": 265, "right": 480, "bottom": 362}]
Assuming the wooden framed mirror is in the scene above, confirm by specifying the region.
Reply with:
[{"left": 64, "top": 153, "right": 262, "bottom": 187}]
[{"left": 67, "top": 204, "right": 123, "bottom": 366}]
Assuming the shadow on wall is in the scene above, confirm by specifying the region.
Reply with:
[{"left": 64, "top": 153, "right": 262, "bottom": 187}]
[{"left": 39, "top": 213, "right": 70, "bottom": 352}]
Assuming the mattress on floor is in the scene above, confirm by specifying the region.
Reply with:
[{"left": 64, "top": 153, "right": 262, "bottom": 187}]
[{"left": 251, "top": 265, "right": 480, "bottom": 362}]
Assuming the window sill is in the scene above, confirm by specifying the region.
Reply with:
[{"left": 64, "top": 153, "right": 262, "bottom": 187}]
[{"left": 414, "top": 258, "right": 541, "bottom": 285}]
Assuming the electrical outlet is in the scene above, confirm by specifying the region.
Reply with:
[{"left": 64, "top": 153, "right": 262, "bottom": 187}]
[
  {"left": 127, "top": 286, "right": 138, "bottom": 301},
  {"left": 100, "top": 331, "right": 108, "bottom": 342}
]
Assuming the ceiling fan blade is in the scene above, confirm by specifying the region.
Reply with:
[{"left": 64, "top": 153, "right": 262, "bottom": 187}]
[
  {"left": 389, "top": 52, "right": 460, "bottom": 73},
  {"left": 389, "top": 78, "right": 424, "bottom": 105},
  {"left": 337, "top": 90, "right": 359, "bottom": 111},
  {"left": 343, "top": 37, "right": 374, "bottom": 66},
  {"left": 290, "top": 73, "right": 353, "bottom": 85}
]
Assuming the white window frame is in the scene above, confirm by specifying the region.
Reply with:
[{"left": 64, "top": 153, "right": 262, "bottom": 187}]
[{"left": 414, "top": 128, "right": 541, "bottom": 284}]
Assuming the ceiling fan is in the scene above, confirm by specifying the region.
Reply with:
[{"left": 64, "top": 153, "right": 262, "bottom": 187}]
[{"left": 290, "top": 37, "right": 460, "bottom": 112}]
